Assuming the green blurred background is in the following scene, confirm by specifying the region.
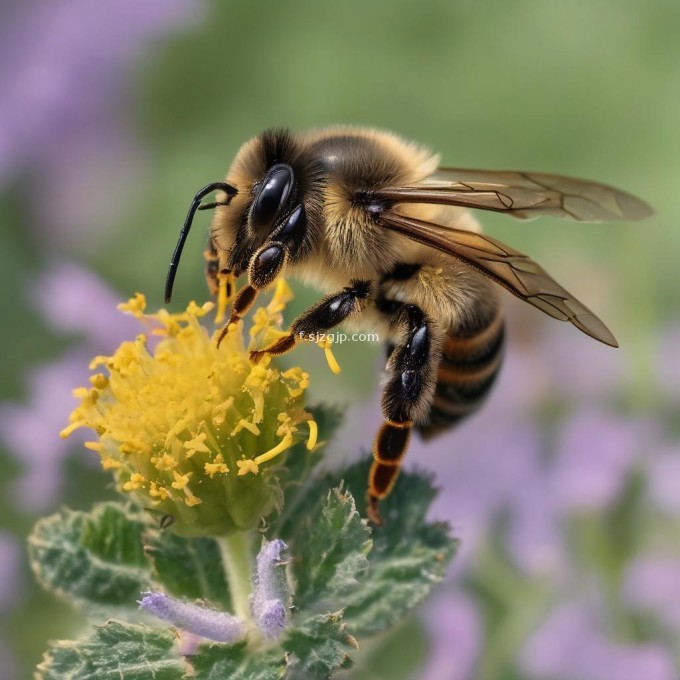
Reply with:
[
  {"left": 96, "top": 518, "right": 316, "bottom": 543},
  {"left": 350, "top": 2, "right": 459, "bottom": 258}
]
[{"left": 1, "top": 1, "right": 679, "bottom": 678}]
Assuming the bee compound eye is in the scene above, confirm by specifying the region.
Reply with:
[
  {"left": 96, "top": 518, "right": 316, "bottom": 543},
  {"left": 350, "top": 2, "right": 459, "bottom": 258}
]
[{"left": 250, "top": 164, "right": 294, "bottom": 233}]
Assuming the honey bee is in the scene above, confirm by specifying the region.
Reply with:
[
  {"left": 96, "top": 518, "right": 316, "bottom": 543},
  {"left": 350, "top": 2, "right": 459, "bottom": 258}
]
[{"left": 165, "top": 127, "right": 652, "bottom": 524}]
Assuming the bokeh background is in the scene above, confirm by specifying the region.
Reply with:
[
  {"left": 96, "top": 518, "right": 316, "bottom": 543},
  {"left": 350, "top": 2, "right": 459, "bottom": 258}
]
[{"left": 1, "top": 1, "right": 679, "bottom": 678}]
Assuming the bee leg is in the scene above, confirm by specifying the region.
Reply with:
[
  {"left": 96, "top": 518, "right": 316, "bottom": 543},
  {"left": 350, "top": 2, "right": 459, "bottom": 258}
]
[
  {"left": 249, "top": 279, "right": 372, "bottom": 363},
  {"left": 204, "top": 238, "right": 236, "bottom": 323},
  {"left": 203, "top": 237, "right": 221, "bottom": 297},
  {"left": 217, "top": 241, "right": 290, "bottom": 347},
  {"left": 368, "top": 304, "right": 438, "bottom": 525}
]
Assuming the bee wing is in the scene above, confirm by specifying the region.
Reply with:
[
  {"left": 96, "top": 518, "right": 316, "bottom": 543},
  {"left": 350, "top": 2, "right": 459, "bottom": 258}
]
[
  {"left": 378, "top": 211, "right": 619, "bottom": 347},
  {"left": 374, "top": 167, "right": 653, "bottom": 221}
]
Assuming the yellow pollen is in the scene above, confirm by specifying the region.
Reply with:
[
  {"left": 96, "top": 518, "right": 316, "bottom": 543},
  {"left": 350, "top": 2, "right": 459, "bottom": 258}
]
[
  {"left": 89, "top": 355, "right": 110, "bottom": 370},
  {"left": 101, "top": 457, "right": 121, "bottom": 470},
  {"left": 59, "top": 421, "right": 85, "bottom": 439},
  {"left": 215, "top": 271, "right": 235, "bottom": 323},
  {"left": 149, "top": 482, "right": 171, "bottom": 501},
  {"left": 122, "top": 473, "right": 146, "bottom": 491},
  {"left": 151, "top": 453, "right": 177, "bottom": 471},
  {"left": 89, "top": 373, "right": 108, "bottom": 389},
  {"left": 171, "top": 471, "right": 191, "bottom": 490},
  {"left": 204, "top": 454, "right": 229, "bottom": 477},
  {"left": 267, "top": 279, "right": 294, "bottom": 314},
  {"left": 237, "top": 459, "right": 260, "bottom": 476},
  {"left": 232, "top": 419, "right": 261, "bottom": 436},
  {"left": 184, "top": 433, "right": 210, "bottom": 456},
  {"left": 254, "top": 433, "right": 294, "bottom": 466},
  {"left": 117, "top": 293, "right": 147, "bottom": 318},
  {"left": 306, "top": 420, "right": 318, "bottom": 450},
  {"left": 186, "top": 300, "right": 214, "bottom": 317},
  {"left": 62, "top": 289, "right": 315, "bottom": 534},
  {"left": 318, "top": 337, "right": 341, "bottom": 374}
]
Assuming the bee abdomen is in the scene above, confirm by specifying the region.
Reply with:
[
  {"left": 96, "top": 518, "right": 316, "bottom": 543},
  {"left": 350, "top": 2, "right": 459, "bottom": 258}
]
[{"left": 419, "top": 306, "right": 505, "bottom": 438}]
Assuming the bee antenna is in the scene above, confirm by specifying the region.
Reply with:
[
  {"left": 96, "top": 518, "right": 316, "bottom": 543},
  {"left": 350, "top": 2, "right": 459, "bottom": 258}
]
[{"left": 164, "top": 182, "right": 237, "bottom": 303}]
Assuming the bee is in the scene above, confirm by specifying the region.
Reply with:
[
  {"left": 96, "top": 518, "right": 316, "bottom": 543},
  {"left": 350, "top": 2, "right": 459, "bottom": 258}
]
[{"left": 165, "top": 127, "right": 652, "bottom": 524}]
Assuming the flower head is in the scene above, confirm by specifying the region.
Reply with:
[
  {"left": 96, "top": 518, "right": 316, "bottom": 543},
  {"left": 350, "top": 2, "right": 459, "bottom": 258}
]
[{"left": 61, "top": 285, "right": 316, "bottom": 536}]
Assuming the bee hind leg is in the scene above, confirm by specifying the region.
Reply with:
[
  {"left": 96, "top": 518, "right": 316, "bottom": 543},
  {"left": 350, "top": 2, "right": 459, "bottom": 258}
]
[
  {"left": 368, "top": 303, "right": 440, "bottom": 525},
  {"left": 249, "top": 279, "right": 372, "bottom": 363}
]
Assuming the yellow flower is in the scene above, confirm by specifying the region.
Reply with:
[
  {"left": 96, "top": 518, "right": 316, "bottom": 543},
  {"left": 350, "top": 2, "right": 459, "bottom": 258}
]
[{"left": 61, "top": 285, "right": 316, "bottom": 537}]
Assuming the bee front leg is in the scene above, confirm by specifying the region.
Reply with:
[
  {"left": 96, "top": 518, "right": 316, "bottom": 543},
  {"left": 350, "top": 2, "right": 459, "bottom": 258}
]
[
  {"left": 368, "top": 304, "right": 440, "bottom": 525},
  {"left": 203, "top": 237, "right": 221, "bottom": 297},
  {"left": 249, "top": 279, "right": 372, "bottom": 363},
  {"left": 216, "top": 241, "right": 289, "bottom": 347}
]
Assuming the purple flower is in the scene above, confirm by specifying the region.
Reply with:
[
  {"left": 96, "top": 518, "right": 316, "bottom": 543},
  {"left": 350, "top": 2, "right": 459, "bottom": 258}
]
[
  {"left": 138, "top": 592, "right": 245, "bottom": 644},
  {"left": 250, "top": 539, "right": 289, "bottom": 640},
  {"left": 539, "top": 321, "right": 626, "bottom": 400},
  {"left": 520, "top": 601, "right": 676, "bottom": 680},
  {"left": 0, "top": 639, "right": 17, "bottom": 680},
  {"left": 550, "top": 408, "right": 652, "bottom": 513},
  {"left": 0, "top": 262, "right": 138, "bottom": 510},
  {"left": 420, "top": 588, "right": 482, "bottom": 680},
  {"left": 623, "top": 557, "right": 680, "bottom": 632},
  {"left": 655, "top": 322, "right": 680, "bottom": 402},
  {"left": 646, "top": 445, "right": 680, "bottom": 516},
  {"left": 0, "top": 0, "right": 201, "bottom": 244},
  {"left": 0, "top": 533, "right": 23, "bottom": 613}
]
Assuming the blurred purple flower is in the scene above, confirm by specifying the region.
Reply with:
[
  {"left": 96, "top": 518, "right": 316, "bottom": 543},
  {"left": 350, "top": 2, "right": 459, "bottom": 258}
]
[
  {"left": 420, "top": 588, "right": 482, "bottom": 680},
  {"left": 0, "top": 261, "right": 138, "bottom": 511},
  {"left": 539, "top": 321, "right": 627, "bottom": 400},
  {"left": 655, "top": 322, "right": 680, "bottom": 402},
  {"left": 0, "top": 532, "right": 23, "bottom": 613},
  {"left": 550, "top": 409, "right": 653, "bottom": 513},
  {"left": 29, "top": 260, "right": 139, "bottom": 347},
  {"left": 624, "top": 557, "right": 680, "bottom": 632},
  {"left": 520, "top": 601, "right": 676, "bottom": 680},
  {"left": 0, "top": 0, "right": 202, "bottom": 245},
  {"left": 0, "top": 639, "right": 17, "bottom": 680},
  {"left": 646, "top": 444, "right": 680, "bottom": 516},
  {"left": 417, "top": 417, "right": 543, "bottom": 575}
]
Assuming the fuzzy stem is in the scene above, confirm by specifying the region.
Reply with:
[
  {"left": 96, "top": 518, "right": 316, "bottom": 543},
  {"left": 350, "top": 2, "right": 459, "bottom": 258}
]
[{"left": 217, "top": 531, "right": 253, "bottom": 622}]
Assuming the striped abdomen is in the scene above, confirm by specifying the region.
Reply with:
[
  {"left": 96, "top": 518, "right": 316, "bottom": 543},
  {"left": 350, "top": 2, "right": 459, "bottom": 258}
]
[{"left": 419, "top": 305, "right": 505, "bottom": 438}]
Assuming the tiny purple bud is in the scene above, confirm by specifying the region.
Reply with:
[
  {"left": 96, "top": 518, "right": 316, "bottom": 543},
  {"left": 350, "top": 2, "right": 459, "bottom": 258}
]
[
  {"left": 251, "top": 538, "right": 289, "bottom": 640},
  {"left": 258, "top": 599, "right": 287, "bottom": 640},
  {"left": 138, "top": 592, "right": 245, "bottom": 644}
]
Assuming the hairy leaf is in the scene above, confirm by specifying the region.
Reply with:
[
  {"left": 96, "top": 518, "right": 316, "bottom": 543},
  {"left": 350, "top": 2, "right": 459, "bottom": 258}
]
[
  {"left": 293, "top": 485, "right": 372, "bottom": 609},
  {"left": 144, "top": 529, "right": 231, "bottom": 610},
  {"left": 36, "top": 620, "right": 185, "bottom": 680},
  {"left": 280, "top": 458, "right": 457, "bottom": 636},
  {"left": 189, "top": 642, "right": 286, "bottom": 680},
  {"left": 28, "top": 502, "right": 151, "bottom": 618},
  {"left": 284, "top": 612, "right": 357, "bottom": 680}
]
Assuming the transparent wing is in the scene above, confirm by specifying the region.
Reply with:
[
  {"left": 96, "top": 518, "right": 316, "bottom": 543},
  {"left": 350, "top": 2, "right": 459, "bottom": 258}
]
[
  {"left": 373, "top": 167, "right": 653, "bottom": 222},
  {"left": 378, "top": 211, "right": 618, "bottom": 347}
]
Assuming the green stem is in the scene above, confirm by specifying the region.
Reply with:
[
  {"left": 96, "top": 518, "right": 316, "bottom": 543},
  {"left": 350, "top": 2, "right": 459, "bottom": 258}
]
[{"left": 217, "top": 531, "right": 254, "bottom": 622}]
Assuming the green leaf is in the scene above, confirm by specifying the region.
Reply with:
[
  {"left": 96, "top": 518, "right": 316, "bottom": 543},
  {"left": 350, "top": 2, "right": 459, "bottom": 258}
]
[
  {"left": 339, "top": 461, "right": 457, "bottom": 636},
  {"left": 270, "top": 404, "right": 344, "bottom": 534},
  {"left": 294, "top": 485, "right": 372, "bottom": 610},
  {"left": 280, "top": 458, "right": 457, "bottom": 637},
  {"left": 189, "top": 642, "right": 286, "bottom": 680},
  {"left": 144, "top": 529, "right": 231, "bottom": 610},
  {"left": 28, "top": 502, "right": 152, "bottom": 618},
  {"left": 284, "top": 612, "right": 357, "bottom": 680},
  {"left": 36, "top": 620, "right": 186, "bottom": 680}
]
